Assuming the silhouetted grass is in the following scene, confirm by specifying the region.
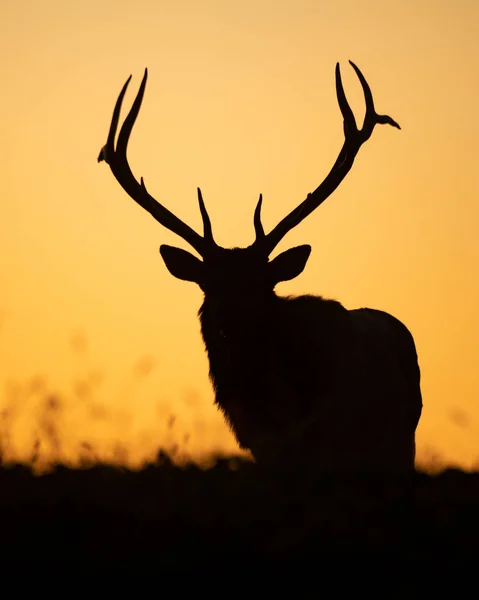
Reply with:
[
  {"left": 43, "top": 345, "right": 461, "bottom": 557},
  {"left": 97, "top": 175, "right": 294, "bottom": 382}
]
[
  {"left": 1, "top": 336, "right": 477, "bottom": 584},
  {"left": 0, "top": 453, "right": 477, "bottom": 585}
]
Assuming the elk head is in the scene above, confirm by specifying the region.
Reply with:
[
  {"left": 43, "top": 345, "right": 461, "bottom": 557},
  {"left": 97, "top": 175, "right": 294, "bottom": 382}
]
[{"left": 98, "top": 62, "right": 400, "bottom": 336}]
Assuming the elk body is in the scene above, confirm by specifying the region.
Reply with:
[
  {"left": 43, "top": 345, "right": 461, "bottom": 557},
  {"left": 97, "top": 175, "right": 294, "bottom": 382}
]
[{"left": 98, "top": 62, "right": 422, "bottom": 474}]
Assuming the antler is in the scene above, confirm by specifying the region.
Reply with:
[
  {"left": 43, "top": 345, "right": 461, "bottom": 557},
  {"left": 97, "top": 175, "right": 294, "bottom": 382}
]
[
  {"left": 253, "top": 61, "right": 400, "bottom": 256},
  {"left": 98, "top": 69, "right": 216, "bottom": 257}
]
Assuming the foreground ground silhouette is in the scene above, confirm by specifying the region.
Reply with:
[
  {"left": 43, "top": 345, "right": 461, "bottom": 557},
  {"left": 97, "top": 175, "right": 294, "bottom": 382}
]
[{"left": 0, "top": 452, "right": 477, "bottom": 585}]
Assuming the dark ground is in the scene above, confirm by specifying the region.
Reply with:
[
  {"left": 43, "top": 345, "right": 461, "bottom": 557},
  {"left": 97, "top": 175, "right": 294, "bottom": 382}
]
[{"left": 0, "top": 452, "right": 477, "bottom": 589}]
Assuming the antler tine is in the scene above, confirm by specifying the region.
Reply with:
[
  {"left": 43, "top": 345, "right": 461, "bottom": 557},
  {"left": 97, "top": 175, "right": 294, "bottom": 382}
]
[
  {"left": 98, "top": 69, "right": 214, "bottom": 257},
  {"left": 197, "top": 187, "right": 215, "bottom": 243},
  {"left": 253, "top": 194, "right": 265, "bottom": 240},
  {"left": 254, "top": 61, "right": 400, "bottom": 257},
  {"left": 349, "top": 61, "right": 401, "bottom": 134}
]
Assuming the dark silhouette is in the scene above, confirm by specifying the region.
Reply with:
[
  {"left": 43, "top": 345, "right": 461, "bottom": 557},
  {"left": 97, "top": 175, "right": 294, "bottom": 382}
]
[
  {"left": 0, "top": 457, "right": 478, "bottom": 580},
  {"left": 98, "top": 62, "right": 422, "bottom": 475}
]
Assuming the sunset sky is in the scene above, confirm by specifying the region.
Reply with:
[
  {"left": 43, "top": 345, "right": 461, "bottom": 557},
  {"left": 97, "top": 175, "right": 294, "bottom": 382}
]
[{"left": 2, "top": 0, "right": 479, "bottom": 470}]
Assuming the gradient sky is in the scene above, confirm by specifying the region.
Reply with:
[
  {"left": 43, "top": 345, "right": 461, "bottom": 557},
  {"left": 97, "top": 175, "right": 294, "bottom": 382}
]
[{"left": 2, "top": 0, "right": 479, "bottom": 470}]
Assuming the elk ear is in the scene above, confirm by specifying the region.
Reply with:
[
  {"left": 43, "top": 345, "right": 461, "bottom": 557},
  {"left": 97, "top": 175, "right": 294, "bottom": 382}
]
[
  {"left": 268, "top": 245, "right": 311, "bottom": 284},
  {"left": 159, "top": 245, "right": 204, "bottom": 283}
]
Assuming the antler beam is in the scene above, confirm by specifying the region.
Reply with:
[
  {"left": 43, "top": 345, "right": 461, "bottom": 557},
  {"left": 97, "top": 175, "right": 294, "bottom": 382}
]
[
  {"left": 253, "top": 60, "right": 400, "bottom": 256},
  {"left": 98, "top": 69, "right": 216, "bottom": 256}
]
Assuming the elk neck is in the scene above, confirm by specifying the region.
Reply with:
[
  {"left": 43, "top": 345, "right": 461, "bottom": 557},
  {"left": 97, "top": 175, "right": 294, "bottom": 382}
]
[{"left": 198, "top": 291, "right": 346, "bottom": 395}]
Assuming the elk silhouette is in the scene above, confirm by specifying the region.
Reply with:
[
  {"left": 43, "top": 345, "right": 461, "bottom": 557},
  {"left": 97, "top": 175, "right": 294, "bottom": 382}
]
[{"left": 98, "top": 62, "right": 422, "bottom": 475}]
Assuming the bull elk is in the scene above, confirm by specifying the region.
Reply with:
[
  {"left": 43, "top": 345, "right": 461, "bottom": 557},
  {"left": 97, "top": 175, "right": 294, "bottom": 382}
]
[{"left": 98, "top": 62, "right": 422, "bottom": 475}]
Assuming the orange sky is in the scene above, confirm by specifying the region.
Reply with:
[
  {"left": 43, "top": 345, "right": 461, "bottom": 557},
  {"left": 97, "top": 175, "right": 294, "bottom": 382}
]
[{"left": 2, "top": 0, "right": 479, "bottom": 470}]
